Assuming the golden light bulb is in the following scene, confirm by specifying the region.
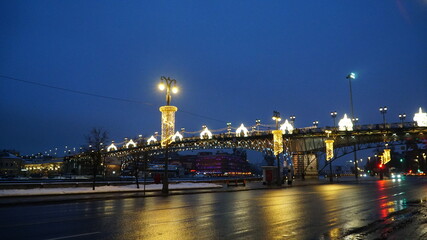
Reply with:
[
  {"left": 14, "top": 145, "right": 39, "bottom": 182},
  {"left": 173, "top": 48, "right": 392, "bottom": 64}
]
[
  {"left": 158, "top": 83, "right": 165, "bottom": 91},
  {"left": 172, "top": 86, "right": 179, "bottom": 93}
]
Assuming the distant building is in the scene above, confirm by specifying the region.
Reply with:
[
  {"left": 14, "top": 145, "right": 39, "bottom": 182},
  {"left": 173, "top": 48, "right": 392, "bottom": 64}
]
[
  {"left": 0, "top": 152, "right": 23, "bottom": 177},
  {"left": 192, "top": 149, "right": 251, "bottom": 176},
  {"left": 153, "top": 149, "right": 252, "bottom": 176},
  {"left": 23, "top": 156, "right": 63, "bottom": 177}
]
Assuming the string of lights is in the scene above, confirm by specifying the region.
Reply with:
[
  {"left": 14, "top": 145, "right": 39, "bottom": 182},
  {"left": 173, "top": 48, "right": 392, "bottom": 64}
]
[{"left": 23, "top": 121, "right": 293, "bottom": 157}]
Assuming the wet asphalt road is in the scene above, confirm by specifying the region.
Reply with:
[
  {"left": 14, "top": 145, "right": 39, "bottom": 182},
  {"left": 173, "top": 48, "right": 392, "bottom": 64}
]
[{"left": 0, "top": 177, "right": 426, "bottom": 240}]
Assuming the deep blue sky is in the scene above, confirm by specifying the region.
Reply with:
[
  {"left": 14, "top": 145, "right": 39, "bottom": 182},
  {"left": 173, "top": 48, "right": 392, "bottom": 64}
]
[{"left": 1, "top": 1, "right": 426, "bottom": 156}]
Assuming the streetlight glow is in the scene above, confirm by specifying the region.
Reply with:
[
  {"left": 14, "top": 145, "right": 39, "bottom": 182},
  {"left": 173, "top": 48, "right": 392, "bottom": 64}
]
[
  {"left": 158, "top": 76, "right": 178, "bottom": 106},
  {"left": 379, "top": 106, "right": 388, "bottom": 128},
  {"left": 330, "top": 111, "right": 337, "bottom": 128},
  {"left": 158, "top": 83, "right": 165, "bottom": 91},
  {"left": 313, "top": 121, "right": 319, "bottom": 127},
  {"left": 347, "top": 72, "right": 356, "bottom": 79},
  {"left": 172, "top": 86, "right": 179, "bottom": 94}
]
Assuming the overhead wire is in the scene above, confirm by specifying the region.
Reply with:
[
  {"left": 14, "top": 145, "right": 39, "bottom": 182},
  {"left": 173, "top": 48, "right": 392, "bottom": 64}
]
[
  {"left": 0, "top": 74, "right": 227, "bottom": 124},
  {"left": 1, "top": 74, "right": 276, "bottom": 154}
]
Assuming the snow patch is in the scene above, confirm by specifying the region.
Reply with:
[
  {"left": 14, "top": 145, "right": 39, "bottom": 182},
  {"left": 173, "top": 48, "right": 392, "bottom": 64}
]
[{"left": 0, "top": 183, "right": 222, "bottom": 197}]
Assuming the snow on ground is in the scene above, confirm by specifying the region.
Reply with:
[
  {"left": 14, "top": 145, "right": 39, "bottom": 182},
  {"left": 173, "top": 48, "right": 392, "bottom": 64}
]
[{"left": 0, "top": 183, "right": 223, "bottom": 197}]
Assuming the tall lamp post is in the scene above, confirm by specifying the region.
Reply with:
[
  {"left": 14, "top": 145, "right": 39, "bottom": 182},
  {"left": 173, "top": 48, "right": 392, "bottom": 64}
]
[
  {"left": 290, "top": 115, "right": 296, "bottom": 127},
  {"left": 379, "top": 106, "right": 388, "bottom": 129},
  {"left": 352, "top": 117, "right": 359, "bottom": 128},
  {"left": 399, "top": 113, "right": 406, "bottom": 128},
  {"left": 227, "top": 122, "right": 232, "bottom": 135},
  {"left": 346, "top": 72, "right": 359, "bottom": 181},
  {"left": 272, "top": 111, "right": 282, "bottom": 186},
  {"left": 346, "top": 73, "right": 356, "bottom": 119},
  {"left": 330, "top": 111, "right": 337, "bottom": 128},
  {"left": 158, "top": 76, "right": 179, "bottom": 195},
  {"left": 313, "top": 121, "right": 319, "bottom": 128},
  {"left": 255, "top": 119, "right": 261, "bottom": 133}
]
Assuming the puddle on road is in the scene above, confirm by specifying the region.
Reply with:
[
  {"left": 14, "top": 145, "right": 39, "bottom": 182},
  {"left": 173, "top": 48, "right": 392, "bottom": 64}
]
[{"left": 321, "top": 201, "right": 427, "bottom": 239}]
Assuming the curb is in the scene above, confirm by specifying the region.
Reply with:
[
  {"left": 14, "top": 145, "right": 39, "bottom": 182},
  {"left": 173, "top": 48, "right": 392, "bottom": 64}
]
[
  {"left": 0, "top": 179, "right": 379, "bottom": 206},
  {"left": 0, "top": 186, "right": 223, "bottom": 199}
]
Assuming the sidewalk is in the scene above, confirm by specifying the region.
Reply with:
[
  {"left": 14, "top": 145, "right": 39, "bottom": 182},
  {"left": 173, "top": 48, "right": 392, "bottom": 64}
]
[{"left": 0, "top": 176, "right": 379, "bottom": 206}]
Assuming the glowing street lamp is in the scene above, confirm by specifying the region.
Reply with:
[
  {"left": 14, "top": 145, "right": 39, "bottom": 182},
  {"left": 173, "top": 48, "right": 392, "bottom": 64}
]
[
  {"left": 379, "top": 106, "right": 388, "bottom": 129},
  {"left": 272, "top": 111, "right": 281, "bottom": 129},
  {"left": 346, "top": 73, "right": 356, "bottom": 120},
  {"left": 158, "top": 76, "right": 178, "bottom": 106},
  {"left": 346, "top": 72, "right": 359, "bottom": 181},
  {"left": 399, "top": 113, "right": 406, "bottom": 128},
  {"left": 330, "top": 111, "right": 337, "bottom": 128},
  {"left": 227, "top": 122, "right": 232, "bottom": 135},
  {"left": 352, "top": 117, "right": 359, "bottom": 124},
  {"left": 313, "top": 121, "right": 319, "bottom": 128},
  {"left": 290, "top": 115, "right": 296, "bottom": 127},
  {"left": 255, "top": 119, "right": 261, "bottom": 132}
]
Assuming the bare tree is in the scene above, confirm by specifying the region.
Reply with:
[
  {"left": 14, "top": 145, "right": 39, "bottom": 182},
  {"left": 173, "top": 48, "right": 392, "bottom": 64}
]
[
  {"left": 85, "top": 128, "right": 108, "bottom": 190},
  {"left": 131, "top": 136, "right": 147, "bottom": 189}
]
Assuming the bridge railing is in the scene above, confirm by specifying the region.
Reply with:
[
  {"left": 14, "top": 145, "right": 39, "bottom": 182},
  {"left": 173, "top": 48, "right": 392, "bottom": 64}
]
[{"left": 99, "top": 121, "right": 424, "bottom": 154}]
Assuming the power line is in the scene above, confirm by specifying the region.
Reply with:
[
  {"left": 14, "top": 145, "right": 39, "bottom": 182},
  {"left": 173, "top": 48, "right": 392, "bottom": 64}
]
[
  {"left": 0, "top": 74, "right": 226, "bottom": 123},
  {"left": 0, "top": 74, "right": 153, "bottom": 106},
  {"left": 179, "top": 109, "right": 225, "bottom": 123}
]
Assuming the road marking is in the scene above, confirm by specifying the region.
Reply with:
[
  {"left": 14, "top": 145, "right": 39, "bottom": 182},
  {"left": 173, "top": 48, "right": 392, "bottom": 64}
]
[{"left": 45, "top": 232, "right": 100, "bottom": 240}]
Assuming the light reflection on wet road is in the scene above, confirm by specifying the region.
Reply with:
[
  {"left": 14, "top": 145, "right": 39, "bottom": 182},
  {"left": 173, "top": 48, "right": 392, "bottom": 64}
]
[{"left": 0, "top": 177, "right": 426, "bottom": 240}]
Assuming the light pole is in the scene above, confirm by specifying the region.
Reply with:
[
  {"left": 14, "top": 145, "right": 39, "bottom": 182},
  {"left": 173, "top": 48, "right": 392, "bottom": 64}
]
[
  {"left": 352, "top": 117, "right": 359, "bottom": 126},
  {"left": 158, "top": 76, "right": 179, "bottom": 195},
  {"left": 273, "top": 111, "right": 281, "bottom": 129},
  {"left": 399, "top": 113, "right": 406, "bottom": 128},
  {"left": 346, "top": 73, "right": 356, "bottom": 119},
  {"left": 313, "top": 121, "right": 319, "bottom": 128},
  {"left": 354, "top": 158, "right": 363, "bottom": 177},
  {"left": 379, "top": 106, "right": 388, "bottom": 129},
  {"left": 255, "top": 119, "right": 261, "bottom": 133},
  {"left": 272, "top": 111, "right": 282, "bottom": 186},
  {"left": 346, "top": 72, "right": 359, "bottom": 181},
  {"left": 227, "top": 122, "right": 232, "bottom": 135},
  {"left": 290, "top": 115, "right": 296, "bottom": 127},
  {"left": 330, "top": 111, "right": 337, "bottom": 128},
  {"left": 158, "top": 76, "right": 178, "bottom": 106}
]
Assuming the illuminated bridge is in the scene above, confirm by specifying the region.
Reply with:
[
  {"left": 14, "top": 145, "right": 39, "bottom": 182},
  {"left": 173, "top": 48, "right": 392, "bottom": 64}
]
[
  {"left": 69, "top": 76, "right": 427, "bottom": 180},
  {"left": 73, "top": 116, "right": 427, "bottom": 178}
]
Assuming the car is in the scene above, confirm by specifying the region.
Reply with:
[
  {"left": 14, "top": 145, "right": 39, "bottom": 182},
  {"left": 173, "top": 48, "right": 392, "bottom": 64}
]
[{"left": 391, "top": 173, "right": 404, "bottom": 180}]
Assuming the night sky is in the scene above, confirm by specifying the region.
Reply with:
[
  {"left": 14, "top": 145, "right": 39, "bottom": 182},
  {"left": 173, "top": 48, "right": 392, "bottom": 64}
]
[{"left": 1, "top": 1, "right": 426, "bottom": 156}]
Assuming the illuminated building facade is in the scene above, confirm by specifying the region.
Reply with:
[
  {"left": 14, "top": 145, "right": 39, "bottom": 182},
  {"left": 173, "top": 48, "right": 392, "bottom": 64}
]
[
  {"left": 193, "top": 150, "right": 251, "bottom": 176},
  {"left": 23, "top": 157, "right": 63, "bottom": 177}
]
